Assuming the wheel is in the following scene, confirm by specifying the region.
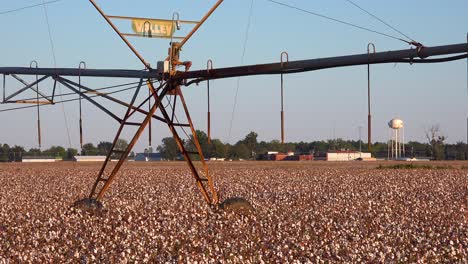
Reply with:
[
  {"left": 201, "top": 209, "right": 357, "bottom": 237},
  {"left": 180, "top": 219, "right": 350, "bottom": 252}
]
[
  {"left": 72, "top": 198, "right": 103, "bottom": 212},
  {"left": 219, "top": 197, "right": 254, "bottom": 213}
]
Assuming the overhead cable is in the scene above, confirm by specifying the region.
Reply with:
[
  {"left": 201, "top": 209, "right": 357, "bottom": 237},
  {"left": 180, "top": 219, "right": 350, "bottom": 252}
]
[
  {"left": 343, "top": 0, "right": 416, "bottom": 43},
  {"left": 0, "top": 0, "right": 64, "bottom": 16},
  {"left": 265, "top": 0, "right": 408, "bottom": 44},
  {"left": 228, "top": 0, "right": 255, "bottom": 143}
]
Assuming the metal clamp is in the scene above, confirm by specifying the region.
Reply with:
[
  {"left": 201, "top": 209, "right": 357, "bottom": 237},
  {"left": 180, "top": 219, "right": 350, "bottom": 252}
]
[
  {"left": 280, "top": 51, "right": 289, "bottom": 69},
  {"left": 143, "top": 21, "right": 152, "bottom": 38},
  {"left": 367, "top": 43, "right": 376, "bottom": 57},
  {"left": 30, "top": 60, "right": 38, "bottom": 69}
]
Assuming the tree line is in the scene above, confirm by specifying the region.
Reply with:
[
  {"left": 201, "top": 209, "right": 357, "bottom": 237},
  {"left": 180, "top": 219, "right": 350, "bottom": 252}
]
[
  {"left": 0, "top": 139, "right": 129, "bottom": 162},
  {"left": 1, "top": 129, "right": 467, "bottom": 162},
  {"left": 157, "top": 130, "right": 468, "bottom": 161}
]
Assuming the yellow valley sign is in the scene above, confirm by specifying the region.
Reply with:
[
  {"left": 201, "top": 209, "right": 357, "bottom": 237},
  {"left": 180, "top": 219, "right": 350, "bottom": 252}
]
[{"left": 131, "top": 19, "right": 175, "bottom": 38}]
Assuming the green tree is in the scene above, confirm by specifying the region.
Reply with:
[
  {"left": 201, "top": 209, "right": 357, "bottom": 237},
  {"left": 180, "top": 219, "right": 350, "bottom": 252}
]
[
  {"left": 97, "top": 141, "right": 113, "bottom": 155},
  {"left": 44, "top": 146, "right": 66, "bottom": 158},
  {"left": 115, "top": 139, "right": 129, "bottom": 151},
  {"left": 65, "top": 148, "right": 78, "bottom": 160},
  {"left": 241, "top": 131, "right": 258, "bottom": 159},
  {"left": 186, "top": 130, "right": 210, "bottom": 160},
  {"left": 9, "top": 145, "right": 25, "bottom": 162},
  {"left": 425, "top": 125, "right": 445, "bottom": 160},
  {"left": 209, "top": 139, "right": 226, "bottom": 159},
  {"left": 157, "top": 137, "right": 180, "bottom": 160},
  {"left": 81, "top": 143, "right": 98, "bottom": 156},
  {"left": 0, "top": 144, "right": 10, "bottom": 162}
]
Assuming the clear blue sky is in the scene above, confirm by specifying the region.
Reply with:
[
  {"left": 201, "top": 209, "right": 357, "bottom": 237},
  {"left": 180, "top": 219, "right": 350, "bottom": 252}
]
[{"left": 0, "top": 0, "right": 467, "bottom": 152}]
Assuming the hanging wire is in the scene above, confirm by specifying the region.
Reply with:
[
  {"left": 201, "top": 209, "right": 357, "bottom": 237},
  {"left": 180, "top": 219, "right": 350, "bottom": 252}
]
[
  {"left": 207, "top": 59, "right": 213, "bottom": 144},
  {"left": 343, "top": 0, "right": 416, "bottom": 43},
  {"left": 78, "top": 61, "right": 86, "bottom": 149},
  {"left": 280, "top": 51, "right": 289, "bottom": 144},
  {"left": 265, "top": 0, "right": 409, "bottom": 44},
  {"left": 42, "top": 0, "right": 72, "bottom": 149},
  {"left": 228, "top": 0, "right": 254, "bottom": 143},
  {"left": 0, "top": 0, "right": 65, "bottom": 16},
  {"left": 31, "top": 61, "right": 41, "bottom": 149}
]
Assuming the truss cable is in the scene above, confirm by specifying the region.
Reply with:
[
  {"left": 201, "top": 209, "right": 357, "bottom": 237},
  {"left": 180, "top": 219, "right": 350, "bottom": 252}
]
[
  {"left": 0, "top": 82, "right": 150, "bottom": 113},
  {"left": 265, "top": 0, "right": 408, "bottom": 44},
  {"left": 343, "top": 0, "right": 415, "bottom": 43},
  {"left": 14, "top": 80, "right": 144, "bottom": 102},
  {"left": 0, "top": 0, "right": 64, "bottom": 16},
  {"left": 42, "top": 0, "right": 72, "bottom": 149},
  {"left": 227, "top": 0, "right": 254, "bottom": 144}
]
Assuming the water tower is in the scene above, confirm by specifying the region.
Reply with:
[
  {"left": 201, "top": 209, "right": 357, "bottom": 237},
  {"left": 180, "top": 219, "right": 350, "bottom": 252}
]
[{"left": 388, "top": 118, "right": 405, "bottom": 159}]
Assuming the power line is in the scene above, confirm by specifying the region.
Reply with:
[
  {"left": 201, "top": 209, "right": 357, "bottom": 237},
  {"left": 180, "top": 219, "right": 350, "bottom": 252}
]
[
  {"left": 0, "top": 0, "right": 64, "bottom": 16},
  {"left": 343, "top": 0, "right": 415, "bottom": 42},
  {"left": 228, "top": 0, "right": 255, "bottom": 143},
  {"left": 265, "top": 0, "right": 408, "bottom": 44}
]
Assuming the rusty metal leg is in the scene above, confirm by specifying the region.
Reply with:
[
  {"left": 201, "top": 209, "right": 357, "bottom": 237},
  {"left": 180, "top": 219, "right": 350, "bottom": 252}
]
[
  {"left": 176, "top": 86, "right": 219, "bottom": 204},
  {"left": 147, "top": 82, "right": 217, "bottom": 205},
  {"left": 88, "top": 79, "right": 158, "bottom": 200}
]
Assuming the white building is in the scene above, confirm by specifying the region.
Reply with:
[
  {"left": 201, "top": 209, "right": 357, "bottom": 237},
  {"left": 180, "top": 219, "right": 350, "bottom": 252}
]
[
  {"left": 22, "top": 156, "right": 56, "bottom": 163},
  {"left": 73, "top": 156, "right": 107, "bottom": 162},
  {"left": 326, "top": 151, "right": 372, "bottom": 161}
]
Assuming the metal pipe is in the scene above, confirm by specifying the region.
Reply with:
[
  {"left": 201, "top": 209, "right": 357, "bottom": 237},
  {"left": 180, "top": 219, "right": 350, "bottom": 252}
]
[
  {"left": 30, "top": 61, "right": 41, "bottom": 149},
  {"left": 280, "top": 52, "right": 288, "bottom": 144},
  {"left": 0, "top": 43, "right": 466, "bottom": 80},
  {"left": 79, "top": 61, "right": 86, "bottom": 149},
  {"left": 107, "top": 15, "right": 199, "bottom": 24},
  {"left": 207, "top": 59, "right": 213, "bottom": 144},
  {"left": 88, "top": 0, "right": 151, "bottom": 69},
  {"left": 367, "top": 43, "right": 375, "bottom": 152},
  {"left": 2, "top": 74, "right": 5, "bottom": 103},
  {"left": 148, "top": 86, "right": 152, "bottom": 147},
  {"left": 178, "top": 43, "right": 468, "bottom": 80}
]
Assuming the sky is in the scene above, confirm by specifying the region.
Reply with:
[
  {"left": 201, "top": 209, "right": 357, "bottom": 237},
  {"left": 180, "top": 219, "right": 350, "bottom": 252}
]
[{"left": 0, "top": 0, "right": 467, "bottom": 152}]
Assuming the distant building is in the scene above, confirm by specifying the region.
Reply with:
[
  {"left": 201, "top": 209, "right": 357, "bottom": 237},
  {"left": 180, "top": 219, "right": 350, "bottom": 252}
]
[
  {"left": 326, "top": 150, "right": 371, "bottom": 161},
  {"left": 134, "top": 152, "right": 163, "bottom": 162},
  {"left": 265, "top": 151, "right": 313, "bottom": 161},
  {"left": 22, "top": 156, "right": 56, "bottom": 163},
  {"left": 73, "top": 156, "right": 107, "bottom": 162}
]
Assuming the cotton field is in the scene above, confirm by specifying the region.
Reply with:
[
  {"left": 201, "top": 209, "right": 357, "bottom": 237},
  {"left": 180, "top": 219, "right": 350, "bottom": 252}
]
[{"left": 0, "top": 162, "right": 466, "bottom": 263}]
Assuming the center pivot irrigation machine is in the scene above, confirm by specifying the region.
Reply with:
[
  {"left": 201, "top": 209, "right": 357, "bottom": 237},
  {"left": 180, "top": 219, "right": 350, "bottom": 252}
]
[{"left": 0, "top": 1, "right": 467, "bottom": 211}]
